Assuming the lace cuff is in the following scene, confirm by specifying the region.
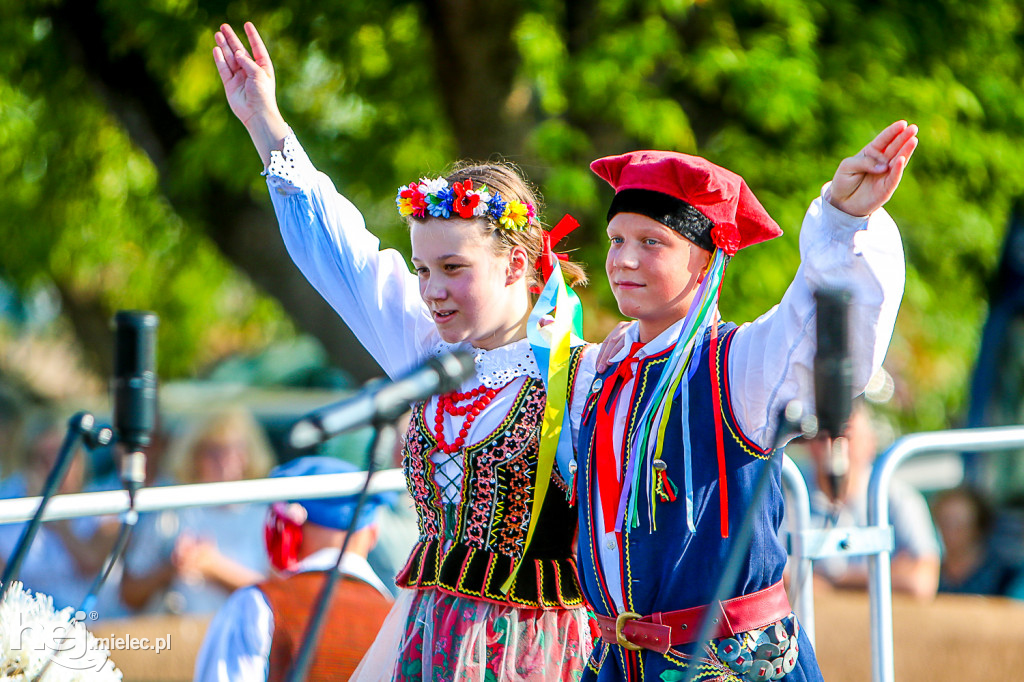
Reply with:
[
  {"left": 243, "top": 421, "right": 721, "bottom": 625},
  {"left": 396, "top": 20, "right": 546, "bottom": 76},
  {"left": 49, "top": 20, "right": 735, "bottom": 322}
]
[{"left": 263, "top": 131, "right": 316, "bottom": 195}]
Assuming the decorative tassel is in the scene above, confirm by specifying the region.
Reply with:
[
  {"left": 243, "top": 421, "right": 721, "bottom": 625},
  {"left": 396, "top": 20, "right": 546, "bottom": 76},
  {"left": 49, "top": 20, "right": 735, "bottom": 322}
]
[
  {"left": 655, "top": 469, "right": 678, "bottom": 503},
  {"left": 567, "top": 461, "right": 578, "bottom": 507},
  {"left": 709, "top": 298, "right": 729, "bottom": 539}
]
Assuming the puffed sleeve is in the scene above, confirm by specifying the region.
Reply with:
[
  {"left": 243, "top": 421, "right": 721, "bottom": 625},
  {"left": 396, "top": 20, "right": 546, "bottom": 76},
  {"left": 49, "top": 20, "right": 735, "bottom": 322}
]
[
  {"left": 265, "top": 133, "right": 438, "bottom": 378},
  {"left": 568, "top": 346, "right": 599, "bottom": 450},
  {"left": 727, "top": 183, "right": 906, "bottom": 450}
]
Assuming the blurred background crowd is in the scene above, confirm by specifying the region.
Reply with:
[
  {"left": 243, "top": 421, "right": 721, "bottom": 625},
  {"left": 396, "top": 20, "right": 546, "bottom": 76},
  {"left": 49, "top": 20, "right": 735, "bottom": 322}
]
[{"left": 0, "top": 386, "right": 418, "bottom": 620}]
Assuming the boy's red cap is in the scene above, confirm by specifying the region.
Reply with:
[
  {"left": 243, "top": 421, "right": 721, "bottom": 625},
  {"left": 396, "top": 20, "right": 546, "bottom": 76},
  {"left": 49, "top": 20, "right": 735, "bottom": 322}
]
[{"left": 590, "top": 150, "right": 781, "bottom": 256}]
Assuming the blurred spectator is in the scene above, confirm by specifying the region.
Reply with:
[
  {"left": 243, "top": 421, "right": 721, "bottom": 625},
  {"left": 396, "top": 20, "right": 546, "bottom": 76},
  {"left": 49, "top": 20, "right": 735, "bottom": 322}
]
[
  {"left": 801, "top": 401, "right": 941, "bottom": 599},
  {"left": 933, "top": 486, "right": 1021, "bottom": 596},
  {"left": 120, "top": 406, "right": 275, "bottom": 614},
  {"left": 366, "top": 493, "right": 417, "bottom": 597},
  {"left": 0, "top": 414, "right": 125, "bottom": 615},
  {"left": 964, "top": 199, "right": 1024, "bottom": 499},
  {"left": 195, "top": 456, "right": 391, "bottom": 681}
]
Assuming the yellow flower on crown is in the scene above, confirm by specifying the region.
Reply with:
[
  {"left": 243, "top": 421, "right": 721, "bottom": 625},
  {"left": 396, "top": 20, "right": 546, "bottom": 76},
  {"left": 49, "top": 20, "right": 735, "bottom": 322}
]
[
  {"left": 500, "top": 200, "right": 530, "bottom": 231},
  {"left": 397, "top": 195, "right": 415, "bottom": 217},
  {"left": 396, "top": 182, "right": 427, "bottom": 217}
]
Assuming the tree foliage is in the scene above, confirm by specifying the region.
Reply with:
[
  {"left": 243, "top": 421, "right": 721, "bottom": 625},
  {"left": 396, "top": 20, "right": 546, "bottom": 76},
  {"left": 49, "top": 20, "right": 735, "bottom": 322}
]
[{"left": 1, "top": 0, "right": 1023, "bottom": 431}]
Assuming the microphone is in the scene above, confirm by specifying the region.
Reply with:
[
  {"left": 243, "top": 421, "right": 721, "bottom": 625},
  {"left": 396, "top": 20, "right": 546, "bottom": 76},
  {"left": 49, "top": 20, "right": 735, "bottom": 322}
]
[
  {"left": 111, "top": 311, "right": 158, "bottom": 497},
  {"left": 814, "top": 287, "right": 853, "bottom": 502},
  {"left": 290, "top": 351, "right": 476, "bottom": 449}
]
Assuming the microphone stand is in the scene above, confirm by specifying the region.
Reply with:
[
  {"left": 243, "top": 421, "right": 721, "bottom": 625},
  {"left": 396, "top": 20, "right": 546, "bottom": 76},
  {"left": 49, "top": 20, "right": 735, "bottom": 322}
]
[
  {"left": 78, "top": 440, "right": 147, "bottom": 618},
  {"left": 32, "top": 429, "right": 147, "bottom": 682},
  {"left": 0, "top": 412, "right": 96, "bottom": 601},
  {"left": 285, "top": 419, "right": 399, "bottom": 682},
  {"left": 680, "top": 401, "right": 808, "bottom": 682}
]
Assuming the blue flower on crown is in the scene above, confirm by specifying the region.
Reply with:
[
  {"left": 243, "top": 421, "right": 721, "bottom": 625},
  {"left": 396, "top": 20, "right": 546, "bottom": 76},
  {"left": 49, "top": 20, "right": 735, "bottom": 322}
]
[
  {"left": 488, "top": 193, "right": 508, "bottom": 222},
  {"left": 427, "top": 187, "right": 455, "bottom": 219}
]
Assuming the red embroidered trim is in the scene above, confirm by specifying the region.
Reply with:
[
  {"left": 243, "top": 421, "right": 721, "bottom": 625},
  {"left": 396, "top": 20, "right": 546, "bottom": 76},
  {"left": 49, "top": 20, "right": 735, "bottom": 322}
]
[{"left": 710, "top": 319, "right": 729, "bottom": 538}]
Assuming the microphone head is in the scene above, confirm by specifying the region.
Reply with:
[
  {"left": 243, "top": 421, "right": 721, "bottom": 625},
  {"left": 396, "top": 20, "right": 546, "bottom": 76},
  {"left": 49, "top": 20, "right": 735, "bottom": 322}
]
[
  {"left": 111, "top": 311, "right": 159, "bottom": 453},
  {"left": 289, "top": 420, "right": 322, "bottom": 451},
  {"left": 431, "top": 351, "right": 476, "bottom": 393},
  {"left": 813, "top": 288, "right": 853, "bottom": 438}
]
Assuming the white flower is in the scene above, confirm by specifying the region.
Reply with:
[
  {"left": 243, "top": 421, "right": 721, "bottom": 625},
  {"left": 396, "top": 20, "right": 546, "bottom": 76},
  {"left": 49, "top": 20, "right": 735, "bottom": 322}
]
[
  {"left": 0, "top": 582, "right": 122, "bottom": 681},
  {"left": 418, "top": 177, "right": 448, "bottom": 196},
  {"left": 470, "top": 188, "right": 492, "bottom": 217}
]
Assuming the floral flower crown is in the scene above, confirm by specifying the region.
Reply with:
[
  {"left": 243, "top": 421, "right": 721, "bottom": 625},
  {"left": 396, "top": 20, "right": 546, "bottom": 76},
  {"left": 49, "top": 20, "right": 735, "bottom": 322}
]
[{"left": 396, "top": 177, "right": 536, "bottom": 231}]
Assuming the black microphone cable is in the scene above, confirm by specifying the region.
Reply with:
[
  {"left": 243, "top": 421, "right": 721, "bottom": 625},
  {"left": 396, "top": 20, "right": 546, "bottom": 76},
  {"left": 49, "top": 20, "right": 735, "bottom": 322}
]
[{"left": 680, "top": 401, "right": 808, "bottom": 682}]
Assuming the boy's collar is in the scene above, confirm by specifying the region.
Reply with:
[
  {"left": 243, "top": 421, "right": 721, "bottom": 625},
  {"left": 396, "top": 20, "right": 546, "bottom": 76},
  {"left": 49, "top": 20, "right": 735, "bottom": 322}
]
[{"left": 607, "top": 316, "right": 697, "bottom": 364}]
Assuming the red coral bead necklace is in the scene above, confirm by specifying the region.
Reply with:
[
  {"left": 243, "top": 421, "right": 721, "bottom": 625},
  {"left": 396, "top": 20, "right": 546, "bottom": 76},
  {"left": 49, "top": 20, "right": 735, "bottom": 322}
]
[{"left": 433, "top": 381, "right": 510, "bottom": 454}]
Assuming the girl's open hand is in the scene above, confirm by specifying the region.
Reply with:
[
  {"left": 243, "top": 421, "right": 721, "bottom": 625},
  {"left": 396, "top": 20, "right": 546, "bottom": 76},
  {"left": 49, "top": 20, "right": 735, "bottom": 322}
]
[
  {"left": 596, "top": 322, "right": 632, "bottom": 372},
  {"left": 213, "top": 22, "right": 280, "bottom": 129}
]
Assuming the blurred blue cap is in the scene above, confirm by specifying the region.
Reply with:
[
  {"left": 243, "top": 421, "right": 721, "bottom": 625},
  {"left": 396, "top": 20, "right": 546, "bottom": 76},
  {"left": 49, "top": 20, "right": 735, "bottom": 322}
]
[{"left": 270, "top": 456, "right": 384, "bottom": 531}]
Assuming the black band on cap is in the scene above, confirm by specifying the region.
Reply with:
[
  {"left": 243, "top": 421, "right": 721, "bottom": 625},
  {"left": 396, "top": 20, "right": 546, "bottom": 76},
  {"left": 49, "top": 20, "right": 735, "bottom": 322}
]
[{"left": 607, "top": 188, "right": 715, "bottom": 252}]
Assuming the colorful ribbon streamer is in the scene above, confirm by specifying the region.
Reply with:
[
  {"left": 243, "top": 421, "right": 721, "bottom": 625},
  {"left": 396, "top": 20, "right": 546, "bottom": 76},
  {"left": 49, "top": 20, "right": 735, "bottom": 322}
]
[
  {"left": 501, "top": 215, "right": 583, "bottom": 593},
  {"left": 617, "top": 248, "right": 728, "bottom": 534}
]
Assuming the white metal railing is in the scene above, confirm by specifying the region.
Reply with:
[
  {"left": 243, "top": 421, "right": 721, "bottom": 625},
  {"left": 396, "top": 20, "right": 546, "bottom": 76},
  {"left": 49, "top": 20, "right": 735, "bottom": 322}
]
[
  {"left": 1, "top": 456, "right": 822, "bottom": 637},
  {"left": 25, "top": 436, "right": 1003, "bottom": 682},
  {"left": 867, "top": 425, "right": 1024, "bottom": 682},
  {"left": 780, "top": 454, "right": 815, "bottom": 645},
  {"left": 0, "top": 469, "right": 407, "bottom": 525}
]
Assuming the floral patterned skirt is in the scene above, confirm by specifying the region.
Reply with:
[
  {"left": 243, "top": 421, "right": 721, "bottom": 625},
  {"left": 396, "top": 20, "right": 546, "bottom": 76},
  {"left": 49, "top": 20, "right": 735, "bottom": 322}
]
[{"left": 352, "top": 586, "right": 592, "bottom": 681}]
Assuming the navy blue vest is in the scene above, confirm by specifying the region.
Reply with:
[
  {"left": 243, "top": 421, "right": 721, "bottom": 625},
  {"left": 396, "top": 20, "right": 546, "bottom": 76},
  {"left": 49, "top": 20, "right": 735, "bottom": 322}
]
[{"left": 576, "top": 324, "right": 822, "bottom": 681}]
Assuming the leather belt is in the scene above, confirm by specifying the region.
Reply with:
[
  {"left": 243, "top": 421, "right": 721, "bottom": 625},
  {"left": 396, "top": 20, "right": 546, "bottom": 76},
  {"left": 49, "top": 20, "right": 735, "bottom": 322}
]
[{"left": 594, "top": 580, "right": 792, "bottom": 655}]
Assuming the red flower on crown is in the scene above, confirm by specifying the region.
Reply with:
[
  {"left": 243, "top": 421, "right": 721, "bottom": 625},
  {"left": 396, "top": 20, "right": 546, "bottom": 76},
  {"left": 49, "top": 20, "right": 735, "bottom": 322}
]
[
  {"left": 452, "top": 180, "right": 480, "bottom": 219},
  {"left": 398, "top": 182, "right": 428, "bottom": 217},
  {"left": 710, "top": 223, "right": 741, "bottom": 256}
]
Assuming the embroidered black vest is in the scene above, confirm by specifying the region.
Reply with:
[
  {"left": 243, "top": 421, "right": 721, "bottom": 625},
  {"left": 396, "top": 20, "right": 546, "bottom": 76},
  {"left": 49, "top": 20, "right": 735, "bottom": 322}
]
[{"left": 396, "top": 374, "right": 584, "bottom": 609}]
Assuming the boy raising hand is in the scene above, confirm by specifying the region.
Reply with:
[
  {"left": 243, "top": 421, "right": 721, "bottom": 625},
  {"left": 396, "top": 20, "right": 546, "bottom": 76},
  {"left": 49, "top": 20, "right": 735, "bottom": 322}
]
[{"left": 570, "top": 122, "right": 916, "bottom": 681}]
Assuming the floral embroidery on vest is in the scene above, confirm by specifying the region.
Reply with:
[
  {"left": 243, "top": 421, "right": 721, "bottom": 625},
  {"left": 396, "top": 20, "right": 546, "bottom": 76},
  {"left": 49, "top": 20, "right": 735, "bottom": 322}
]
[
  {"left": 403, "top": 379, "right": 543, "bottom": 555},
  {"left": 397, "top": 376, "right": 583, "bottom": 609}
]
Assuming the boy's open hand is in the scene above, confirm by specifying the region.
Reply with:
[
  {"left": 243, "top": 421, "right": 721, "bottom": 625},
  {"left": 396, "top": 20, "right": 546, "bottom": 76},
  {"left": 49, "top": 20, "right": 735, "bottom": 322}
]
[{"left": 828, "top": 121, "right": 918, "bottom": 217}]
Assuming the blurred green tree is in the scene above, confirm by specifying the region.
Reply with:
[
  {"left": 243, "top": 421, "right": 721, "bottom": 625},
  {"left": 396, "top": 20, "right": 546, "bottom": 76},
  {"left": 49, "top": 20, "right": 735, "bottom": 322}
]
[{"left": 1, "top": 0, "right": 1022, "bottom": 431}]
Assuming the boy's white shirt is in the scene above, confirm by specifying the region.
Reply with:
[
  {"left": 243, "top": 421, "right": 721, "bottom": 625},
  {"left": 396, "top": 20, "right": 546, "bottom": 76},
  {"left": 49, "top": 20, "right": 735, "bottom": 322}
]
[
  {"left": 264, "top": 133, "right": 906, "bottom": 613},
  {"left": 567, "top": 187, "right": 905, "bottom": 611}
]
